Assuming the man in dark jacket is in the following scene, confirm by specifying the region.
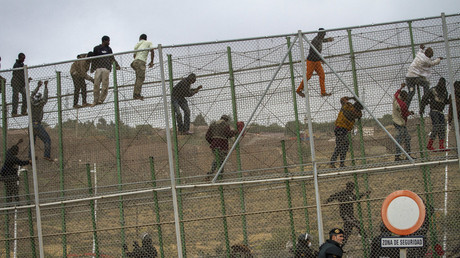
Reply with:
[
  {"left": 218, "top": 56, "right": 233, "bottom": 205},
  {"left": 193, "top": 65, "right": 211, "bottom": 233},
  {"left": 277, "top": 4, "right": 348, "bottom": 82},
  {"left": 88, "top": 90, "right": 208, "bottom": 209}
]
[
  {"left": 294, "top": 233, "right": 318, "bottom": 258},
  {"left": 205, "top": 115, "right": 240, "bottom": 179},
  {"left": 325, "top": 181, "right": 370, "bottom": 246},
  {"left": 29, "top": 80, "right": 53, "bottom": 161},
  {"left": 11, "top": 53, "right": 30, "bottom": 117},
  {"left": 318, "top": 228, "right": 344, "bottom": 258},
  {"left": 171, "top": 73, "right": 202, "bottom": 134},
  {"left": 420, "top": 77, "right": 450, "bottom": 151},
  {"left": 1, "top": 139, "right": 30, "bottom": 203},
  {"left": 91, "top": 35, "right": 120, "bottom": 106}
]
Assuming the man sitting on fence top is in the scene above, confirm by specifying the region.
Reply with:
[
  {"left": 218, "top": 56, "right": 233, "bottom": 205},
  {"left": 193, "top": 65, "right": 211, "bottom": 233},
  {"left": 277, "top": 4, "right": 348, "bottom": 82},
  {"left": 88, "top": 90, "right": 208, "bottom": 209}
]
[
  {"left": 131, "top": 33, "right": 154, "bottom": 101},
  {"left": 296, "top": 28, "right": 334, "bottom": 98},
  {"left": 171, "top": 73, "right": 202, "bottom": 135},
  {"left": 29, "top": 80, "right": 53, "bottom": 162},
  {"left": 405, "top": 44, "right": 443, "bottom": 108}
]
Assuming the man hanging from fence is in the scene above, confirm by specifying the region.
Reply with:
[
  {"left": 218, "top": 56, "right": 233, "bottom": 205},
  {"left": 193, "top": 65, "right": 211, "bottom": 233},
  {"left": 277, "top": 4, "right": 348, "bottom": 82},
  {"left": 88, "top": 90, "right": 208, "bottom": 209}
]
[
  {"left": 296, "top": 28, "right": 334, "bottom": 98},
  {"left": 392, "top": 82, "right": 416, "bottom": 162},
  {"left": 131, "top": 34, "right": 154, "bottom": 101},
  {"left": 70, "top": 52, "right": 94, "bottom": 108},
  {"left": 405, "top": 44, "right": 443, "bottom": 108},
  {"left": 171, "top": 73, "right": 202, "bottom": 135},
  {"left": 329, "top": 96, "right": 363, "bottom": 168},
  {"left": 205, "top": 115, "right": 243, "bottom": 180},
  {"left": 420, "top": 77, "right": 450, "bottom": 152},
  {"left": 1, "top": 139, "right": 30, "bottom": 204},
  {"left": 325, "top": 182, "right": 370, "bottom": 246},
  {"left": 91, "top": 35, "right": 120, "bottom": 106},
  {"left": 29, "top": 80, "right": 53, "bottom": 162}
]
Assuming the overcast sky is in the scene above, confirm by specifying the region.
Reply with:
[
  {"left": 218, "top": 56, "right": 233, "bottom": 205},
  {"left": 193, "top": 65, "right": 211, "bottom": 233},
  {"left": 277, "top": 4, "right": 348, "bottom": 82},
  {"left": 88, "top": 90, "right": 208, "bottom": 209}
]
[{"left": 0, "top": 0, "right": 459, "bottom": 69}]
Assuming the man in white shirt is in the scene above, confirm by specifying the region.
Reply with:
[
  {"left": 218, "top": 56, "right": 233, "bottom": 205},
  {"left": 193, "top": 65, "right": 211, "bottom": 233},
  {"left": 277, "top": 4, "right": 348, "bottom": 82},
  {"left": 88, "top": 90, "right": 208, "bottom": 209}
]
[
  {"left": 131, "top": 34, "right": 154, "bottom": 100},
  {"left": 405, "top": 44, "right": 443, "bottom": 108}
]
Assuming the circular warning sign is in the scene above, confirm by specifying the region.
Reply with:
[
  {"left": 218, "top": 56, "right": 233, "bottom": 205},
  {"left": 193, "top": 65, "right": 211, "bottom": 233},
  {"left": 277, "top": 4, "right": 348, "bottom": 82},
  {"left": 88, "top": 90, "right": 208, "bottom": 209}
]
[{"left": 381, "top": 190, "right": 426, "bottom": 235}]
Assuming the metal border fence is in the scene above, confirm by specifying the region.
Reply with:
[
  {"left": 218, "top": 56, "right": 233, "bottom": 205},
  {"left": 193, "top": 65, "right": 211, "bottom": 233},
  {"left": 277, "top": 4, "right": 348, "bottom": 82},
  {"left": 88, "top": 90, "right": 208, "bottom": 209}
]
[{"left": 0, "top": 12, "right": 460, "bottom": 258}]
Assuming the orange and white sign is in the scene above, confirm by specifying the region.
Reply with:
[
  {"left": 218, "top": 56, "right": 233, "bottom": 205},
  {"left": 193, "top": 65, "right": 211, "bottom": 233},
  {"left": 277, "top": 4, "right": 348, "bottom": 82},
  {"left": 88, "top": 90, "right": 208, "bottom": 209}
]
[{"left": 381, "top": 190, "right": 426, "bottom": 236}]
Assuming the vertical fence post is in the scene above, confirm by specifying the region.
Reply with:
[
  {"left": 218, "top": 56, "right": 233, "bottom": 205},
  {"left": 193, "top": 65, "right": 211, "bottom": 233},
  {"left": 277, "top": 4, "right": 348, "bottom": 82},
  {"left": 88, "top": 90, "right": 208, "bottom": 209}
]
[
  {"left": 1, "top": 79, "right": 6, "bottom": 159},
  {"left": 149, "top": 157, "right": 165, "bottom": 258},
  {"left": 286, "top": 37, "right": 311, "bottom": 232},
  {"left": 298, "top": 30, "right": 324, "bottom": 244},
  {"left": 23, "top": 170, "right": 37, "bottom": 258},
  {"left": 112, "top": 62, "right": 126, "bottom": 256},
  {"left": 159, "top": 45, "right": 184, "bottom": 258},
  {"left": 1, "top": 78, "right": 10, "bottom": 258},
  {"left": 347, "top": 29, "right": 373, "bottom": 252},
  {"left": 215, "top": 149, "right": 231, "bottom": 257},
  {"left": 166, "top": 54, "right": 187, "bottom": 257},
  {"left": 56, "top": 71, "right": 68, "bottom": 255},
  {"left": 23, "top": 65, "right": 45, "bottom": 258},
  {"left": 226, "top": 46, "right": 249, "bottom": 246},
  {"left": 416, "top": 125, "right": 439, "bottom": 256},
  {"left": 441, "top": 13, "right": 460, "bottom": 168},
  {"left": 86, "top": 164, "right": 99, "bottom": 258},
  {"left": 281, "top": 140, "right": 297, "bottom": 252}
]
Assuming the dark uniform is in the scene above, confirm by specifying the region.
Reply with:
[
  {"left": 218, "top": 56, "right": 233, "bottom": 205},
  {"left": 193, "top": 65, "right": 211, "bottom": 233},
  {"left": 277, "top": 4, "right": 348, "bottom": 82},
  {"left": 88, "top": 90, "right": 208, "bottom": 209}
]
[
  {"left": 318, "top": 240, "right": 343, "bottom": 258},
  {"left": 325, "top": 182, "right": 369, "bottom": 245}
]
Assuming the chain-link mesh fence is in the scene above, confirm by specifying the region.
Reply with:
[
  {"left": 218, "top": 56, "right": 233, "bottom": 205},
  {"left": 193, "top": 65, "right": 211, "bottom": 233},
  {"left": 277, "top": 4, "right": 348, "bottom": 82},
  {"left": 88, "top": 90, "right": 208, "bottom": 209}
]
[{"left": 0, "top": 13, "right": 459, "bottom": 257}]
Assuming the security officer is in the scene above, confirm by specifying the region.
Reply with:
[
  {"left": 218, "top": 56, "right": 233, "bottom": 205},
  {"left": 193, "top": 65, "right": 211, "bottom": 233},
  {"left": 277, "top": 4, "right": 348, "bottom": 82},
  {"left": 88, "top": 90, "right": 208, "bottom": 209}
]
[{"left": 318, "top": 228, "right": 344, "bottom": 258}]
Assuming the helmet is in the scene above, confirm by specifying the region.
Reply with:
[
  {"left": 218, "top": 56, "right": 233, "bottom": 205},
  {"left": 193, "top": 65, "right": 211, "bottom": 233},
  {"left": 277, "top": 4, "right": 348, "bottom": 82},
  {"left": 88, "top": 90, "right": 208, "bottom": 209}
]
[{"left": 298, "top": 233, "right": 311, "bottom": 243}]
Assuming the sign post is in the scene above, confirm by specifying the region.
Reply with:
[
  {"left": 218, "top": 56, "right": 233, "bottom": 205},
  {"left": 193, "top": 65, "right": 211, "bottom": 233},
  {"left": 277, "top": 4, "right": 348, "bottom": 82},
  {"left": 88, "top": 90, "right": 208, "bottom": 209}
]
[{"left": 381, "top": 190, "right": 426, "bottom": 258}]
